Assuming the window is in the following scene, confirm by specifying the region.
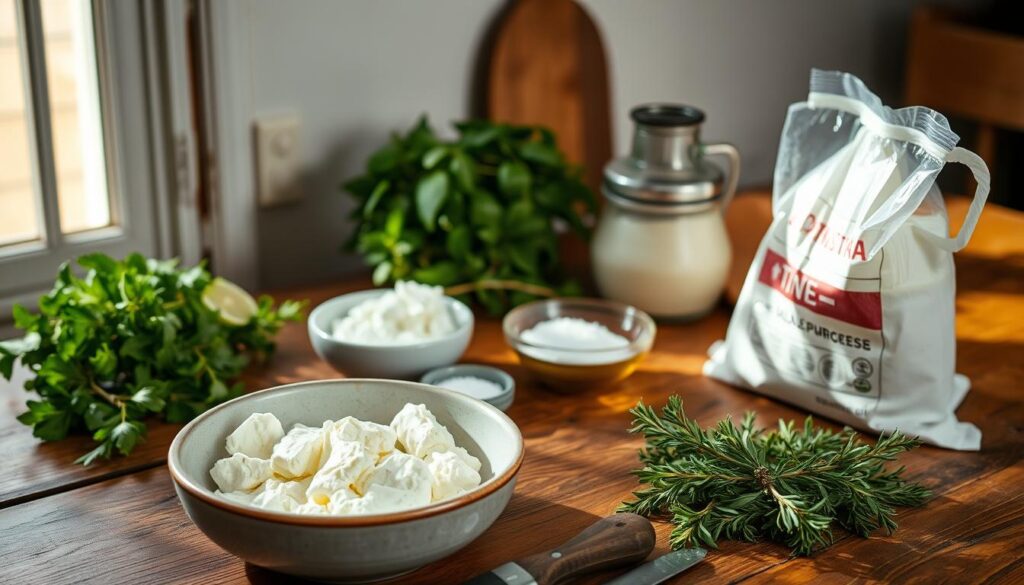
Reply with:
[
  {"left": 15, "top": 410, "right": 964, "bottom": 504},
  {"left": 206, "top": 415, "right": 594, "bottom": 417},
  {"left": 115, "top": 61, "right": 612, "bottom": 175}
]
[
  {"left": 0, "top": 0, "right": 189, "bottom": 318},
  {"left": 0, "top": 0, "right": 42, "bottom": 246},
  {"left": 42, "top": 0, "right": 111, "bottom": 235},
  {"left": 1, "top": 0, "right": 110, "bottom": 248}
]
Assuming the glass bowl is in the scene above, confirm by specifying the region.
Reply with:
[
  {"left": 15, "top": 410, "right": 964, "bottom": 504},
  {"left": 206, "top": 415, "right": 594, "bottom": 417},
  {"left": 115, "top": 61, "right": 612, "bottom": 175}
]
[{"left": 502, "top": 298, "right": 656, "bottom": 391}]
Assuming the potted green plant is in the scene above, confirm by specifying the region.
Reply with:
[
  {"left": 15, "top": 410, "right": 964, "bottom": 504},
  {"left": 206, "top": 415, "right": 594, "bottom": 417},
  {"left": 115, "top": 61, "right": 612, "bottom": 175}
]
[{"left": 343, "top": 117, "right": 596, "bottom": 313}]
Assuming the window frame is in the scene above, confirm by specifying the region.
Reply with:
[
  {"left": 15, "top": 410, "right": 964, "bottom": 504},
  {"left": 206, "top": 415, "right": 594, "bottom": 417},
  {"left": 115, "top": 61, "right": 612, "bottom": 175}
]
[
  {"left": 0, "top": 0, "right": 197, "bottom": 323},
  {"left": 194, "top": 0, "right": 259, "bottom": 291}
]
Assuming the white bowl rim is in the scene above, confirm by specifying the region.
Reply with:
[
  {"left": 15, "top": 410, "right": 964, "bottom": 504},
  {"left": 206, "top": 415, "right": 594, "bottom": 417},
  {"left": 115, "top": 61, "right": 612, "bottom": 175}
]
[
  {"left": 308, "top": 289, "right": 474, "bottom": 349},
  {"left": 168, "top": 378, "right": 524, "bottom": 527}
]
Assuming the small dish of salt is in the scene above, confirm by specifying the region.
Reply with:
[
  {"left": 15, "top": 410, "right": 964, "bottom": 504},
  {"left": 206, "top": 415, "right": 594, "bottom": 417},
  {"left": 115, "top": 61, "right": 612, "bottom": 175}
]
[
  {"left": 421, "top": 364, "right": 516, "bottom": 411},
  {"left": 519, "top": 317, "right": 634, "bottom": 365},
  {"left": 502, "top": 298, "right": 656, "bottom": 391}
]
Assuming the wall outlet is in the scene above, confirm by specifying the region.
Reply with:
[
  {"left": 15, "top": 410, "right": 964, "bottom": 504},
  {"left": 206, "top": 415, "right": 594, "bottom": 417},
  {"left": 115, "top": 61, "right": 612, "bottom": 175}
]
[{"left": 254, "top": 113, "right": 303, "bottom": 207}]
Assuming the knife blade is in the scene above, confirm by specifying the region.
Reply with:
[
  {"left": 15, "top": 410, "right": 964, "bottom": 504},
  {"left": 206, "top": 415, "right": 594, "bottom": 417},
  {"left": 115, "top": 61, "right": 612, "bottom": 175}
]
[
  {"left": 462, "top": 513, "right": 656, "bottom": 585},
  {"left": 602, "top": 547, "right": 707, "bottom": 585}
]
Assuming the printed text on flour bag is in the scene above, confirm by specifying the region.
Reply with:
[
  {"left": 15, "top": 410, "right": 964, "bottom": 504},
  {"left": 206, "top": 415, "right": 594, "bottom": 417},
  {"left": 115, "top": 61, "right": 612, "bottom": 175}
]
[
  {"left": 758, "top": 250, "right": 881, "bottom": 330},
  {"left": 749, "top": 249, "right": 884, "bottom": 404}
]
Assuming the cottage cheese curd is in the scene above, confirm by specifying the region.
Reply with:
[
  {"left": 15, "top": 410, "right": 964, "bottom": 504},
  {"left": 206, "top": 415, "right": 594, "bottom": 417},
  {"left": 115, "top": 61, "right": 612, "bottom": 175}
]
[
  {"left": 271, "top": 424, "right": 324, "bottom": 479},
  {"left": 211, "top": 452, "right": 272, "bottom": 492},
  {"left": 306, "top": 437, "right": 376, "bottom": 505},
  {"left": 426, "top": 450, "right": 482, "bottom": 501},
  {"left": 390, "top": 403, "right": 456, "bottom": 458},
  {"left": 328, "top": 417, "right": 397, "bottom": 461},
  {"left": 251, "top": 477, "right": 310, "bottom": 512},
  {"left": 358, "top": 452, "right": 433, "bottom": 508},
  {"left": 211, "top": 405, "right": 483, "bottom": 515},
  {"left": 225, "top": 412, "right": 284, "bottom": 459}
]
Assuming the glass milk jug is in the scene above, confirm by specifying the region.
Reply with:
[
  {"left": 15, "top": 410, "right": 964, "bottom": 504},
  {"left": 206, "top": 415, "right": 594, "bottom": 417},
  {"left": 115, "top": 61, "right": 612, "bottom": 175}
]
[{"left": 592, "top": 104, "right": 740, "bottom": 319}]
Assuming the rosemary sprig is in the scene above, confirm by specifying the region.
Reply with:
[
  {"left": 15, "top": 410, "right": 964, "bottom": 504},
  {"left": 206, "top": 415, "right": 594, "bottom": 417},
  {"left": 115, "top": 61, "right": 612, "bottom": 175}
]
[{"left": 619, "top": 396, "right": 930, "bottom": 555}]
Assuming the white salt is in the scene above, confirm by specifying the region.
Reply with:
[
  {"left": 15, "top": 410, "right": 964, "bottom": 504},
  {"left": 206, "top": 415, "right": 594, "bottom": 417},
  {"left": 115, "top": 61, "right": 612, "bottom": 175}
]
[
  {"left": 437, "top": 376, "right": 505, "bottom": 400},
  {"left": 332, "top": 281, "right": 456, "bottom": 345},
  {"left": 519, "top": 317, "right": 636, "bottom": 365}
]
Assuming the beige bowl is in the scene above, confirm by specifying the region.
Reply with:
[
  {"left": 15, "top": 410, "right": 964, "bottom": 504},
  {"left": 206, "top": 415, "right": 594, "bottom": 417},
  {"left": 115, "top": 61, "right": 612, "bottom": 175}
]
[{"left": 168, "top": 379, "right": 523, "bottom": 583}]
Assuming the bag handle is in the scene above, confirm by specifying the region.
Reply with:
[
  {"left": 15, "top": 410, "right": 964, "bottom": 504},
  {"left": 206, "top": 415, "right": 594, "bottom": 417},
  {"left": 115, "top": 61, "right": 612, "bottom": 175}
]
[{"left": 920, "top": 147, "right": 991, "bottom": 252}]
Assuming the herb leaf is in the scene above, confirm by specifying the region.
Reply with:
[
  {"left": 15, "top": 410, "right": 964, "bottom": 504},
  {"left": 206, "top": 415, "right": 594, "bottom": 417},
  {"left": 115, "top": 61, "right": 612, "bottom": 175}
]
[
  {"left": 1, "top": 254, "right": 305, "bottom": 464},
  {"left": 345, "top": 118, "right": 594, "bottom": 314},
  {"left": 497, "top": 161, "right": 531, "bottom": 197},
  {"left": 415, "top": 170, "right": 449, "bottom": 232}
]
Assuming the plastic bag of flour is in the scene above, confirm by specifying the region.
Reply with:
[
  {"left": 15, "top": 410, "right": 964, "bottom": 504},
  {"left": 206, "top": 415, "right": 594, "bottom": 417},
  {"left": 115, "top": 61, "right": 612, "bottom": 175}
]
[{"left": 704, "top": 70, "right": 990, "bottom": 450}]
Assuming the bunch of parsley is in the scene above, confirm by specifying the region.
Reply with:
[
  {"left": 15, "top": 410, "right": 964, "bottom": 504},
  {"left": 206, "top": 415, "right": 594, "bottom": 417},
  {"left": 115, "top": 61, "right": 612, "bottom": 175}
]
[
  {"left": 344, "top": 117, "right": 596, "bottom": 313},
  {"left": 0, "top": 253, "right": 303, "bottom": 465}
]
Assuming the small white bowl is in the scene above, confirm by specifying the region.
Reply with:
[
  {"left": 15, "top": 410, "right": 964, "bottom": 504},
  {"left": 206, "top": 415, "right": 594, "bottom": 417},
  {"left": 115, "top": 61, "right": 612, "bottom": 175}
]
[
  {"left": 308, "top": 289, "right": 474, "bottom": 379},
  {"left": 421, "top": 364, "right": 516, "bottom": 412},
  {"left": 168, "top": 378, "right": 523, "bottom": 583}
]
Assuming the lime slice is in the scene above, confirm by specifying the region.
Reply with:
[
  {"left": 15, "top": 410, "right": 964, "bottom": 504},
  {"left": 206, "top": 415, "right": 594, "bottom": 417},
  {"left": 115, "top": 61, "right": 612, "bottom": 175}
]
[{"left": 202, "top": 277, "right": 258, "bottom": 326}]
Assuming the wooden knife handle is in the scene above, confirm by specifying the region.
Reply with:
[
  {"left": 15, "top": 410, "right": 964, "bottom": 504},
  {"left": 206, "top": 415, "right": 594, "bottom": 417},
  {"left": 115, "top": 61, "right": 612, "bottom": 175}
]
[{"left": 513, "top": 513, "right": 656, "bottom": 585}]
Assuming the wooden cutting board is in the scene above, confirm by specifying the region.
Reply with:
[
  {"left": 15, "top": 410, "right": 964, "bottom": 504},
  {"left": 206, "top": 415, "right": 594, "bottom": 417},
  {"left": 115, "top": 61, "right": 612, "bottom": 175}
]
[{"left": 487, "top": 0, "right": 612, "bottom": 192}]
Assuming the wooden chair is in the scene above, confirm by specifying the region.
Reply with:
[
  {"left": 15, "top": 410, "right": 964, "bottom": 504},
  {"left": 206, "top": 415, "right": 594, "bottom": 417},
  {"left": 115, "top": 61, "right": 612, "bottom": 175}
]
[{"left": 905, "top": 7, "right": 1024, "bottom": 176}]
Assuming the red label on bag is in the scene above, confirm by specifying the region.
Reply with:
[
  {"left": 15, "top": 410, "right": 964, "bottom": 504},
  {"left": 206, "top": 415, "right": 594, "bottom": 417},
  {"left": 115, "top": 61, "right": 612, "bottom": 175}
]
[{"left": 758, "top": 249, "right": 882, "bottom": 330}]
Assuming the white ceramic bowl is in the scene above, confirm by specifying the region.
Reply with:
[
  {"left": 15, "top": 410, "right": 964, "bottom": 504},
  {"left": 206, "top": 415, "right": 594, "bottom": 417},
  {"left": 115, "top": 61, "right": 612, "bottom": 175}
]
[
  {"left": 308, "top": 289, "right": 474, "bottom": 378},
  {"left": 168, "top": 379, "right": 523, "bottom": 583}
]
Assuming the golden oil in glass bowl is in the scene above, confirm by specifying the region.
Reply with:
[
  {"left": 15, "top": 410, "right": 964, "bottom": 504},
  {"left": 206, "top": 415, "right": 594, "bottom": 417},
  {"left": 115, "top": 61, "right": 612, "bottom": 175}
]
[
  {"left": 503, "top": 298, "right": 656, "bottom": 392},
  {"left": 514, "top": 350, "right": 650, "bottom": 392}
]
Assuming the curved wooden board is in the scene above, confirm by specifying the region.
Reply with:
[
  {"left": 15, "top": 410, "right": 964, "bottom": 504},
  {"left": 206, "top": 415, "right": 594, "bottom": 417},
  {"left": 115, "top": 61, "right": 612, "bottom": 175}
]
[{"left": 488, "top": 0, "right": 612, "bottom": 191}]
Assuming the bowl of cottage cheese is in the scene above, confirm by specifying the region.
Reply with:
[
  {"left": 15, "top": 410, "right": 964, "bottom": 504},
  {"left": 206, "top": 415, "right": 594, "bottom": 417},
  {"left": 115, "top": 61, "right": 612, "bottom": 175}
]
[
  {"left": 168, "top": 378, "right": 522, "bottom": 583},
  {"left": 307, "top": 281, "right": 474, "bottom": 378}
]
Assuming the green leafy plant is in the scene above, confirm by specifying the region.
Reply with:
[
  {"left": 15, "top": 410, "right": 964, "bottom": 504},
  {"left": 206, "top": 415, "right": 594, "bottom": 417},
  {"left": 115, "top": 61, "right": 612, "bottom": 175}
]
[
  {"left": 620, "top": 396, "right": 930, "bottom": 555},
  {"left": 0, "top": 254, "right": 304, "bottom": 465},
  {"left": 344, "top": 117, "right": 597, "bottom": 313}
]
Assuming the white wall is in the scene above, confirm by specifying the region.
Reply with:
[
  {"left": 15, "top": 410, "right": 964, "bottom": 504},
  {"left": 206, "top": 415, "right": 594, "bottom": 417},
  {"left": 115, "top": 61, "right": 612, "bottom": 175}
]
[
  {"left": 582, "top": 0, "right": 981, "bottom": 192},
  {"left": 235, "top": 0, "right": 983, "bottom": 290},
  {"left": 244, "top": 0, "right": 504, "bottom": 289}
]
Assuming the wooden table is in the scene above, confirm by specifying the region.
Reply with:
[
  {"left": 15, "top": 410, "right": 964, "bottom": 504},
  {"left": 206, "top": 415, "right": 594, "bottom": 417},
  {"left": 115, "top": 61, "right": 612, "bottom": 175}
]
[{"left": 1, "top": 195, "right": 1022, "bottom": 584}]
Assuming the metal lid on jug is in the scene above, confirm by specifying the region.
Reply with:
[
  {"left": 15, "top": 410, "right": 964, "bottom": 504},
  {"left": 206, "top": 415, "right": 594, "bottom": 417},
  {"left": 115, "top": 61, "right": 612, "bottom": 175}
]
[{"left": 603, "top": 104, "right": 731, "bottom": 212}]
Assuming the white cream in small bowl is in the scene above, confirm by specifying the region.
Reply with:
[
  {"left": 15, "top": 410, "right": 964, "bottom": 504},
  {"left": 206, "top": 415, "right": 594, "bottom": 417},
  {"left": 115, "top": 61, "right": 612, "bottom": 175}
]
[
  {"left": 331, "top": 281, "right": 458, "bottom": 345},
  {"left": 308, "top": 282, "right": 473, "bottom": 378}
]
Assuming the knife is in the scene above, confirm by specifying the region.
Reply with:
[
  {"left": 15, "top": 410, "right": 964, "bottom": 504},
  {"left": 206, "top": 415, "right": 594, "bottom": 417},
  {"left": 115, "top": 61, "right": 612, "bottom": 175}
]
[
  {"left": 602, "top": 547, "right": 707, "bottom": 585},
  {"left": 462, "top": 513, "right": 656, "bottom": 585}
]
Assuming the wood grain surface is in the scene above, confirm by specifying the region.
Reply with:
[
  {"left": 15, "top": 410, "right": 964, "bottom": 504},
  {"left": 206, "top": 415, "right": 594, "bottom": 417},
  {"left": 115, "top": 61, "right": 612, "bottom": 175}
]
[
  {"left": 488, "top": 0, "right": 612, "bottom": 192},
  {"left": 0, "top": 193, "right": 1022, "bottom": 584}
]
